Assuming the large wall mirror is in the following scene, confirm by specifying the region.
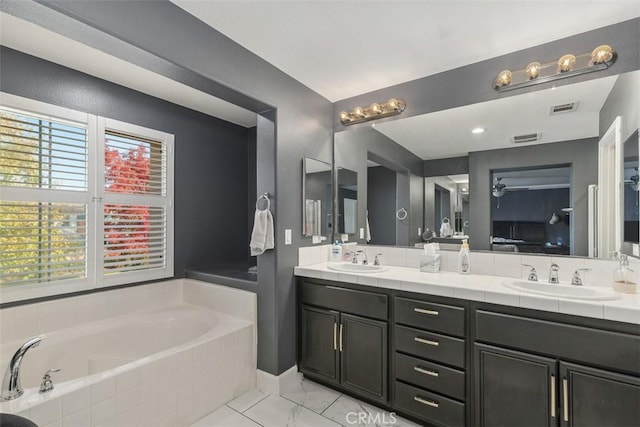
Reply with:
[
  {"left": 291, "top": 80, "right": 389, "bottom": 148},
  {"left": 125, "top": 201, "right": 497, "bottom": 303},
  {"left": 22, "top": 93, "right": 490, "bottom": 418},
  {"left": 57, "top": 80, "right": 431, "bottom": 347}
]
[
  {"left": 302, "top": 157, "right": 332, "bottom": 240},
  {"left": 333, "top": 69, "right": 640, "bottom": 258}
]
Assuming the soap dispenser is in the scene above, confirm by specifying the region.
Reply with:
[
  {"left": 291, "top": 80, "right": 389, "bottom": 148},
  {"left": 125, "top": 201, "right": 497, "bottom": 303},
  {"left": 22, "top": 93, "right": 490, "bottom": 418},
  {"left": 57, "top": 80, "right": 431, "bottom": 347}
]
[
  {"left": 458, "top": 239, "right": 470, "bottom": 274},
  {"left": 331, "top": 241, "right": 343, "bottom": 262},
  {"left": 613, "top": 254, "right": 637, "bottom": 294}
]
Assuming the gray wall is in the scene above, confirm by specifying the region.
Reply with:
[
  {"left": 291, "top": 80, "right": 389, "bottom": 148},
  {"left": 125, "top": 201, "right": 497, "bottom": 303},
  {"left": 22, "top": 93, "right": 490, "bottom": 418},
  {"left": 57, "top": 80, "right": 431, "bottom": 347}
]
[
  {"left": 0, "top": 47, "right": 252, "bottom": 275},
  {"left": 424, "top": 156, "right": 469, "bottom": 177},
  {"left": 4, "top": 0, "right": 333, "bottom": 376},
  {"left": 469, "top": 138, "right": 598, "bottom": 255},
  {"left": 335, "top": 126, "right": 424, "bottom": 245},
  {"left": 367, "top": 166, "right": 397, "bottom": 245}
]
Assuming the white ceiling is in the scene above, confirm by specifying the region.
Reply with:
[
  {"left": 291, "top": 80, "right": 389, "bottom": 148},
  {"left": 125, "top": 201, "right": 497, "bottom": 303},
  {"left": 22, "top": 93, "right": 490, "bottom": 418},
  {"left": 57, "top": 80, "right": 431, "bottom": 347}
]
[
  {"left": 173, "top": 0, "right": 640, "bottom": 102},
  {"left": 373, "top": 75, "right": 618, "bottom": 160},
  {"left": 0, "top": 13, "right": 257, "bottom": 128}
]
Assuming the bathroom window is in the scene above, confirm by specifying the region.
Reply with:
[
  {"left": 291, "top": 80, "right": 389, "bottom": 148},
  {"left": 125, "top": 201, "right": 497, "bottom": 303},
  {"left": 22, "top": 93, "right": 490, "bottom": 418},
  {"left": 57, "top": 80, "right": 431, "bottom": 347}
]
[{"left": 0, "top": 94, "right": 174, "bottom": 302}]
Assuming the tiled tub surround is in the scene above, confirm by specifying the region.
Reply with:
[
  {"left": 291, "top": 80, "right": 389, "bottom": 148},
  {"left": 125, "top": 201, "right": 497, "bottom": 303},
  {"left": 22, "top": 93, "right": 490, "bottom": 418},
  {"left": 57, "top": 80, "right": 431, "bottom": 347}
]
[
  {"left": 295, "top": 259, "right": 640, "bottom": 325},
  {"left": 0, "top": 279, "right": 257, "bottom": 427}
]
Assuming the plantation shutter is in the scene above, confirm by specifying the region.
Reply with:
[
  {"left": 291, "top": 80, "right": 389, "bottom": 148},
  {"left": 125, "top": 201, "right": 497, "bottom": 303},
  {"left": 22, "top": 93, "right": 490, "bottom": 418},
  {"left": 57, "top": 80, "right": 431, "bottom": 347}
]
[
  {"left": 100, "top": 120, "right": 173, "bottom": 283},
  {"left": 0, "top": 108, "right": 88, "bottom": 286}
]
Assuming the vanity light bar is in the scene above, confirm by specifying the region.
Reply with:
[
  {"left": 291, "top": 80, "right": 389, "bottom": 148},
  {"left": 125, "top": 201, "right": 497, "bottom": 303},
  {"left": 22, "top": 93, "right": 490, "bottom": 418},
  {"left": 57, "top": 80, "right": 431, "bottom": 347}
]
[
  {"left": 339, "top": 98, "right": 406, "bottom": 126},
  {"left": 493, "top": 44, "right": 616, "bottom": 92}
]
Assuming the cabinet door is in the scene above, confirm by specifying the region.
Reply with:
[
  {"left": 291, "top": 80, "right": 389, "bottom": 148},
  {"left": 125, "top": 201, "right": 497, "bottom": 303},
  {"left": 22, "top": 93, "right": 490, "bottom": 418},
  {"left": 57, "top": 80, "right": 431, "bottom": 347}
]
[
  {"left": 560, "top": 362, "right": 640, "bottom": 427},
  {"left": 340, "top": 313, "right": 388, "bottom": 402},
  {"left": 300, "top": 305, "right": 339, "bottom": 384},
  {"left": 475, "top": 344, "right": 557, "bottom": 427}
]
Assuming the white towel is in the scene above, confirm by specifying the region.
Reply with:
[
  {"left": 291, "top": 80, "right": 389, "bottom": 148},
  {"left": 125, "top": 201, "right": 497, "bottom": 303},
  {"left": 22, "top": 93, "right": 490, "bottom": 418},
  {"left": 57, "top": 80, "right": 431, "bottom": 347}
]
[{"left": 250, "top": 208, "right": 274, "bottom": 256}]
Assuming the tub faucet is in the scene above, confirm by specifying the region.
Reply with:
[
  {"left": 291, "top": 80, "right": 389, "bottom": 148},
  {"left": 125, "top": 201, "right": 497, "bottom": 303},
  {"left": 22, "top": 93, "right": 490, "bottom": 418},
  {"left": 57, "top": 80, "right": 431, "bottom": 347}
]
[{"left": 1, "top": 335, "right": 44, "bottom": 401}]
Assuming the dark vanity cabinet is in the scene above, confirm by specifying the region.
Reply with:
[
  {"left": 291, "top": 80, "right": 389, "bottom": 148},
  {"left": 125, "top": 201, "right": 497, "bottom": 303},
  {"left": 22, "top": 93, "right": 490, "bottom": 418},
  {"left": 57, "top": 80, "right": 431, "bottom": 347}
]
[
  {"left": 560, "top": 362, "right": 640, "bottom": 427},
  {"left": 297, "top": 277, "right": 640, "bottom": 427},
  {"left": 476, "top": 344, "right": 557, "bottom": 427},
  {"left": 474, "top": 310, "right": 640, "bottom": 427},
  {"left": 393, "top": 297, "right": 468, "bottom": 427},
  {"left": 299, "top": 280, "right": 389, "bottom": 403}
]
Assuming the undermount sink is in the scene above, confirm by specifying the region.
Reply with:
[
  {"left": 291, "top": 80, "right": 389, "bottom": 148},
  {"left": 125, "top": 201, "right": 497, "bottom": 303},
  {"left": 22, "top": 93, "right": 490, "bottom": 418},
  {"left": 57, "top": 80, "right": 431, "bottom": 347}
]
[
  {"left": 503, "top": 280, "right": 621, "bottom": 301},
  {"left": 327, "top": 263, "right": 387, "bottom": 274}
]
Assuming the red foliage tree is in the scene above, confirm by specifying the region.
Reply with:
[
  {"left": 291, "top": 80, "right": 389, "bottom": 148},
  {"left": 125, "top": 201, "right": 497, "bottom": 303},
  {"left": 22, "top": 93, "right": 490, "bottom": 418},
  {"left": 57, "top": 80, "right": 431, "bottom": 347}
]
[{"left": 103, "top": 145, "right": 151, "bottom": 267}]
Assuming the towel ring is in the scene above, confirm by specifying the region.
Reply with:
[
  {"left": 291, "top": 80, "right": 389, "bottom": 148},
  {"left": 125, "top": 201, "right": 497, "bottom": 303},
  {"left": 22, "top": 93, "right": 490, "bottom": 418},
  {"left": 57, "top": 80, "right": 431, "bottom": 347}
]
[
  {"left": 256, "top": 193, "right": 271, "bottom": 211},
  {"left": 396, "top": 207, "right": 408, "bottom": 221}
]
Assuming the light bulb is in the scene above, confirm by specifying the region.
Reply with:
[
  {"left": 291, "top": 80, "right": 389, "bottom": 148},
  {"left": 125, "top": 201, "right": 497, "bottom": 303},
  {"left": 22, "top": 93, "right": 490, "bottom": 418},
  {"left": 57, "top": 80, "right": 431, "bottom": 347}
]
[
  {"left": 339, "top": 111, "right": 350, "bottom": 122},
  {"left": 525, "top": 62, "right": 541, "bottom": 80},
  {"left": 558, "top": 54, "right": 576, "bottom": 73},
  {"left": 353, "top": 107, "right": 365, "bottom": 118},
  {"left": 495, "top": 70, "right": 512, "bottom": 87},
  {"left": 472, "top": 127, "right": 485, "bottom": 134},
  {"left": 591, "top": 45, "right": 614, "bottom": 64},
  {"left": 369, "top": 103, "right": 382, "bottom": 115},
  {"left": 387, "top": 98, "right": 399, "bottom": 110}
]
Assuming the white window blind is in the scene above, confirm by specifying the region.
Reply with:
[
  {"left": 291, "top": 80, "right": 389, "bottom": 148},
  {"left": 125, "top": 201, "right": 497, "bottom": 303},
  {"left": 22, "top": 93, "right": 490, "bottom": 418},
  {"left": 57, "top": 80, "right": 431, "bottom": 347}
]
[
  {"left": 100, "top": 120, "right": 173, "bottom": 284},
  {"left": 0, "top": 94, "right": 174, "bottom": 301},
  {"left": 0, "top": 109, "right": 88, "bottom": 191},
  {"left": 0, "top": 107, "right": 89, "bottom": 287}
]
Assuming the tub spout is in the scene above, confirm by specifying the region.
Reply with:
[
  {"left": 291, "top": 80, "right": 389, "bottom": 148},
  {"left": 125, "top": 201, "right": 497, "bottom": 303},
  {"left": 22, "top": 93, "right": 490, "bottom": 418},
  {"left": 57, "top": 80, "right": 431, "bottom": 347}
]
[{"left": 1, "top": 335, "right": 44, "bottom": 401}]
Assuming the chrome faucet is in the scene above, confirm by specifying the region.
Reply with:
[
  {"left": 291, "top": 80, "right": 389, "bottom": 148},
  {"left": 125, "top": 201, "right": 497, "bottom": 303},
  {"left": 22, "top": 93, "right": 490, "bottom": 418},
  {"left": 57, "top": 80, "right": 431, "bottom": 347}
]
[
  {"left": 521, "top": 264, "right": 538, "bottom": 281},
  {"left": 354, "top": 250, "right": 368, "bottom": 265},
  {"left": 373, "top": 253, "right": 383, "bottom": 266},
  {"left": 1, "top": 335, "right": 44, "bottom": 401},
  {"left": 571, "top": 268, "right": 592, "bottom": 286},
  {"left": 549, "top": 263, "right": 560, "bottom": 284}
]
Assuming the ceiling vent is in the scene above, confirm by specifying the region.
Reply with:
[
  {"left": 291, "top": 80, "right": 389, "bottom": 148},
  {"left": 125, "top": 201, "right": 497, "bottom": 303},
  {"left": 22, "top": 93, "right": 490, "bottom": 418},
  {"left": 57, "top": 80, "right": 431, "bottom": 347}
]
[
  {"left": 550, "top": 102, "right": 579, "bottom": 115},
  {"left": 512, "top": 133, "right": 541, "bottom": 144}
]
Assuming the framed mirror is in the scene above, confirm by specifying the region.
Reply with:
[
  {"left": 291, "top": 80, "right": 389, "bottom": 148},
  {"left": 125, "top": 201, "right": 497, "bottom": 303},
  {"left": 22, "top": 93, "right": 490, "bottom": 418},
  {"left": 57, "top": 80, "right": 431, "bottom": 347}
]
[{"left": 302, "top": 157, "right": 332, "bottom": 240}]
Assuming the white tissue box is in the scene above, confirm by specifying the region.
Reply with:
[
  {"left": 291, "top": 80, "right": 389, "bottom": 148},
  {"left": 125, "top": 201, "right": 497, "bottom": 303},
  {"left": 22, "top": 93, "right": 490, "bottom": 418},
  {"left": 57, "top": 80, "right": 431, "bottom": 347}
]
[{"left": 420, "top": 254, "right": 441, "bottom": 272}]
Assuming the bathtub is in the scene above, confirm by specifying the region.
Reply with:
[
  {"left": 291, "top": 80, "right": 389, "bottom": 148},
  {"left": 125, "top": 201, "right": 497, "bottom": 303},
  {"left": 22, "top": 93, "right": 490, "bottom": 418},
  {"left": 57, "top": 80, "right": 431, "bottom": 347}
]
[{"left": 0, "top": 279, "right": 257, "bottom": 427}]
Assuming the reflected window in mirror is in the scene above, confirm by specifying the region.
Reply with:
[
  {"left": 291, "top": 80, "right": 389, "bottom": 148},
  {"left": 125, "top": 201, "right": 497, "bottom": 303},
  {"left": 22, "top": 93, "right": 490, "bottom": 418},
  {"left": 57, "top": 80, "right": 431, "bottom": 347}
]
[
  {"left": 337, "top": 167, "right": 358, "bottom": 236},
  {"left": 623, "top": 130, "right": 640, "bottom": 249},
  {"left": 302, "top": 157, "right": 332, "bottom": 239},
  {"left": 425, "top": 174, "right": 469, "bottom": 242},
  {"left": 490, "top": 166, "right": 571, "bottom": 255}
]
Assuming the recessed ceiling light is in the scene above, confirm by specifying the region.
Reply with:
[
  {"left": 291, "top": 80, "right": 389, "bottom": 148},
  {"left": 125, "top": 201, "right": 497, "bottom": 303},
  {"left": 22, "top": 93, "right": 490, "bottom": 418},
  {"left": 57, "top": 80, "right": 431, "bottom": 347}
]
[{"left": 472, "top": 127, "right": 485, "bottom": 134}]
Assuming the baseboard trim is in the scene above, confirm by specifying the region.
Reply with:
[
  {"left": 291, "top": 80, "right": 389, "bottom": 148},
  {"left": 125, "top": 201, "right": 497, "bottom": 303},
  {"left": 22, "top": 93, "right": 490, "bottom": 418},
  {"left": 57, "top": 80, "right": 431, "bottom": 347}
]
[{"left": 256, "top": 365, "right": 298, "bottom": 395}]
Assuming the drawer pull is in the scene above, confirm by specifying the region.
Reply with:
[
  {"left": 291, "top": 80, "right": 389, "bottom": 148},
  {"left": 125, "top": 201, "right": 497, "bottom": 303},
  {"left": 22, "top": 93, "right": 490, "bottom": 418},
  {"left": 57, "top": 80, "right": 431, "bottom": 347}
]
[
  {"left": 563, "top": 378, "right": 569, "bottom": 422},
  {"left": 414, "top": 336, "right": 440, "bottom": 346},
  {"left": 550, "top": 375, "right": 556, "bottom": 418},
  {"left": 414, "top": 308, "right": 439, "bottom": 316},
  {"left": 414, "top": 395, "right": 439, "bottom": 408},
  {"left": 414, "top": 366, "right": 439, "bottom": 377}
]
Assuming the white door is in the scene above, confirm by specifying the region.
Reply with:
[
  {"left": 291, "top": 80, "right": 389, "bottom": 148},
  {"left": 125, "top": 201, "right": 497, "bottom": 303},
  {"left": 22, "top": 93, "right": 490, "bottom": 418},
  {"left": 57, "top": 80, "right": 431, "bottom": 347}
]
[{"left": 597, "top": 117, "right": 622, "bottom": 258}]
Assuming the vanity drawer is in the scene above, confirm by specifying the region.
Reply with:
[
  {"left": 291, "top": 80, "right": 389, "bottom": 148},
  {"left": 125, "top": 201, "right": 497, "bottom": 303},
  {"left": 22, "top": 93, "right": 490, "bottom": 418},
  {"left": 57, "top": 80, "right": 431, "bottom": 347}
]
[
  {"left": 395, "top": 352, "right": 465, "bottom": 401},
  {"left": 395, "top": 297, "right": 465, "bottom": 337},
  {"left": 299, "top": 281, "right": 388, "bottom": 320},
  {"left": 395, "top": 381, "right": 465, "bottom": 427},
  {"left": 475, "top": 310, "right": 640, "bottom": 373},
  {"left": 395, "top": 325, "right": 465, "bottom": 368}
]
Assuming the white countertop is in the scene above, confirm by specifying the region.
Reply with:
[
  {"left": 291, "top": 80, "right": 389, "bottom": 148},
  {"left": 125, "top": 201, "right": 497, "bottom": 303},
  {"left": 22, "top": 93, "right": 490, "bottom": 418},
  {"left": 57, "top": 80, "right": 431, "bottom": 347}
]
[{"left": 294, "top": 262, "right": 640, "bottom": 325}]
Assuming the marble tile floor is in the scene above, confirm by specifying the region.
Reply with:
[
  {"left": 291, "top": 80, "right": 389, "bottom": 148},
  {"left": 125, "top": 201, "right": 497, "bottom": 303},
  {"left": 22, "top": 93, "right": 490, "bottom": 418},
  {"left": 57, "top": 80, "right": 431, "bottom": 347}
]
[{"left": 190, "top": 377, "right": 422, "bottom": 427}]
